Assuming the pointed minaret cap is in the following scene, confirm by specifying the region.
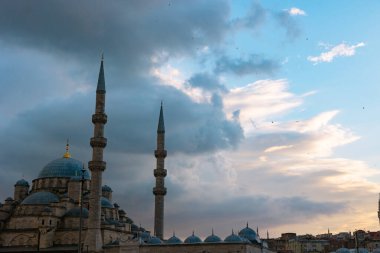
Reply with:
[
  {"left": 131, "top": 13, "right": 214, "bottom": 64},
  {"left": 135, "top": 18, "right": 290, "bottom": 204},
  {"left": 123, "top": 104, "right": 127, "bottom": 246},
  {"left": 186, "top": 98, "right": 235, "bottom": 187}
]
[
  {"left": 157, "top": 101, "right": 165, "bottom": 133},
  {"left": 97, "top": 54, "right": 106, "bottom": 93}
]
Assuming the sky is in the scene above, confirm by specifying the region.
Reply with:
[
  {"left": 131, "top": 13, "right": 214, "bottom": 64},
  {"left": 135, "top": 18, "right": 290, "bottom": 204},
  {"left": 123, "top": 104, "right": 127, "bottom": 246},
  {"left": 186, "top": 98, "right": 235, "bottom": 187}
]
[{"left": 0, "top": 0, "right": 380, "bottom": 240}]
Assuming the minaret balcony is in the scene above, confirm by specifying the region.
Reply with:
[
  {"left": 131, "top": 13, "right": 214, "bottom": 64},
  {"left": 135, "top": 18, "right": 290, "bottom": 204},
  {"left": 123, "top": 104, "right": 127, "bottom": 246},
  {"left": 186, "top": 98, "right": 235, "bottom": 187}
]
[
  {"left": 153, "top": 187, "right": 167, "bottom": 196},
  {"left": 154, "top": 150, "right": 167, "bottom": 158},
  {"left": 92, "top": 113, "right": 108, "bottom": 124},
  {"left": 154, "top": 169, "right": 167, "bottom": 177},
  {"left": 90, "top": 137, "right": 107, "bottom": 148}
]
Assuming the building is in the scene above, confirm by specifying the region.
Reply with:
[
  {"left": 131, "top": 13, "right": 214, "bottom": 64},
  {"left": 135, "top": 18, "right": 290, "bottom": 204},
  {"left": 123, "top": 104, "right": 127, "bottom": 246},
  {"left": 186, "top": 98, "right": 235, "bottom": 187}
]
[{"left": 0, "top": 57, "right": 273, "bottom": 253}]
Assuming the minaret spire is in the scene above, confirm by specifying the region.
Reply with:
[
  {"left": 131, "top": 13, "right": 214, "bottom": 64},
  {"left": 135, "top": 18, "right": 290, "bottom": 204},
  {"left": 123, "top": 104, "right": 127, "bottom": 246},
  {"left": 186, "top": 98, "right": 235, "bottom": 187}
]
[
  {"left": 153, "top": 102, "right": 167, "bottom": 240},
  {"left": 84, "top": 55, "right": 108, "bottom": 252}
]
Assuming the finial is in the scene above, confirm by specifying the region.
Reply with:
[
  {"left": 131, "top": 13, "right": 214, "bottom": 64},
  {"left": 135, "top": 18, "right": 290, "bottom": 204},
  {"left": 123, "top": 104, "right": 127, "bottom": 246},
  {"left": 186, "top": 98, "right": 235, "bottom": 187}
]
[
  {"left": 192, "top": 230, "right": 195, "bottom": 236},
  {"left": 173, "top": 231, "right": 175, "bottom": 237},
  {"left": 257, "top": 226, "right": 259, "bottom": 235},
  {"left": 101, "top": 52, "right": 104, "bottom": 61},
  {"left": 63, "top": 139, "right": 71, "bottom": 158},
  {"left": 232, "top": 229, "right": 234, "bottom": 235},
  {"left": 246, "top": 222, "right": 249, "bottom": 228}
]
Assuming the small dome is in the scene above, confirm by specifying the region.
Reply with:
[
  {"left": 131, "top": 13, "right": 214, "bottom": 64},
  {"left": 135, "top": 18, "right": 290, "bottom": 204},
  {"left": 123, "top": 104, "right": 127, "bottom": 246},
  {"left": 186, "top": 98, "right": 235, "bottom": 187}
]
[
  {"left": 357, "top": 248, "right": 369, "bottom": 253},
  {"left": 204, "top": 234, "right": 222, "bottom": 243},
  {"left": 184, "top": 232, "right": 202, "bottom": 243},
  {"left": 21, "top": 192, "right": 59, "bottom": 205},
  {"left": 5, "top": 197, "right": 13, "bottom": 202},
  {"left": 225, "top": 231, "right": 244, "bottom": 243},
  {"left": 38, "top": 157, "right": 90, "bottom": 180},
  {"left": 147, "top": 236, "right": 162, "bottom": 244},
  {"left": 101, "top": 197, "right": 113, "bottom": 208},
  {"left": 64, "top": 207, "right": 89, "bottom": 218},
  {"left": 102, "top": 185, "right": 113, "bottom": 192},
  {"left": 140, "top": 231, "right": 151, "bottom": 241},
  {"left": 239, "top": 224, "right": 259, "bottom": 243},
  {"left": 336, "top": 248, "right": 350, "bottom": 253},
  {"left": 15, "top": 179, "right": 29, "bottom": 187},
  {"left": 167, "top": 233, "right": 183, "bottom": 244}
]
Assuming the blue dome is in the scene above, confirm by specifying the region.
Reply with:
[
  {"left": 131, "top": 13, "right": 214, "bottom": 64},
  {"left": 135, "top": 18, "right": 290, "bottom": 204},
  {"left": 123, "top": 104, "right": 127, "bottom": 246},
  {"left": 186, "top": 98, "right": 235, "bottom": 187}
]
[
  {"left": 101, "top": 197, "right": 113, "bottom": 208},
  {"left": 102, "top": 185, "right": 112, "bottom": 192},
  {"left": 225, "top": 231, "right": 244, "bottom": 243},
  {"left": 15, "top": 179, "right": 29, "bottom": 187},
  {"left": 147, "top": 236, "right": 162, "bottom": 244},
  {"left": 204, "top": 233, "right": 222, "bottom": 243},
  {"left": 167, "top": 234, "right": 183, "bottom": 244},
  {"left": 38, "top": 157, "right": 90, "bottom": 180},
  {"left": 239, "top": 225, "right": 259, "bottom": 243},
  {"left": 336, "top": 248, "right": 350, "bottom": 253},
  {"left": 21, "top": 192, "right": 59, "bottom": 205},
  {"left": 184, "top": 233, "right": 202, "bottom": 243},
  {"left": 64, "top": 207, "right": 89, "bottom": 218}
]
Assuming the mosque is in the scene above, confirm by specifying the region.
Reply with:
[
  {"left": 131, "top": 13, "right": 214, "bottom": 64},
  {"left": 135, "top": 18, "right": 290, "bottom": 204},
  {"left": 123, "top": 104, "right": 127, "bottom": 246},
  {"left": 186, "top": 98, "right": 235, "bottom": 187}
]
[{"left": 0, "top": 58, "right": 273, "bottom": 253}]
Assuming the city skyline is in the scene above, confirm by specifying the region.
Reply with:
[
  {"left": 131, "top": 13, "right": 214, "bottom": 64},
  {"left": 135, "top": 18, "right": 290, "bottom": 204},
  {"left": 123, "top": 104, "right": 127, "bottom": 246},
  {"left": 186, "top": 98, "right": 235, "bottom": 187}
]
[{"left": 0, "top": 0, "right": 380, "bottom": 239}]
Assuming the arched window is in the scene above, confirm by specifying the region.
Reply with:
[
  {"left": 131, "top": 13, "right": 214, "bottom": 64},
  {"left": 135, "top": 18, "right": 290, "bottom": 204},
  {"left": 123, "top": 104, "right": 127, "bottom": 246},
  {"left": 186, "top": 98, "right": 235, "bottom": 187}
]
[{"left": 41, "top": 219, "right": 44, "bottom": 225}]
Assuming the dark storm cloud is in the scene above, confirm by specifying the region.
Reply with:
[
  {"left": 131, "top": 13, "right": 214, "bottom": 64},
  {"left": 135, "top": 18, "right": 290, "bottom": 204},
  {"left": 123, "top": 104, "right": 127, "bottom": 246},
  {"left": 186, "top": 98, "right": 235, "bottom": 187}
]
[
  {"left": 274, "top": 10, "right": 302, "bottom": 39},
  {"left": 214, "top": 54, "right": 280, "bottom": 76},
  {"left": 0, "top": 0, "right": 230, "bottom": 74},
  {"left": 186, "top": 72, "right": 227, "bottom": 92}
]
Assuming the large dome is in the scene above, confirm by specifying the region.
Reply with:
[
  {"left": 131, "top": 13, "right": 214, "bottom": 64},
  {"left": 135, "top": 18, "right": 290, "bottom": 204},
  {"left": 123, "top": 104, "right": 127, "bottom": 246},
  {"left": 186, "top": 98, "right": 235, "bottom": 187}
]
[{"left": 38, "top": 157, "right": 90, "bottom": 180}]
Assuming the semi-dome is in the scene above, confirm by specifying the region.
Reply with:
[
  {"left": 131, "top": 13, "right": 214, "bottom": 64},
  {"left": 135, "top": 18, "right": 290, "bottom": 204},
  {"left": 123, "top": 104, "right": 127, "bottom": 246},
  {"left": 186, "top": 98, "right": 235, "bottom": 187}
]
[
  {"left": 239, "top": 224, "right": 259, "bottom": 243},
  {"left": 147, "top": 236, "right": 162, "bottom": 244},
  {"left": 167, "top": 232, "right": 183, "bottom": 244},
  {"left": 336, "top": 248, "right": 350, "bottom": 253},
  {"left": 21, "top": 191, "right": 59, "bottom": 205},
  {"left": 15, "top": 179, "right": 29, "bottom": 187},
  {"left": 38, "top": 156, "right": 90, "bottom": 180},
  {"left": 101, "top": 196, "right": 113, "bottom": 208},
  {"left": 184, "top": 232, "right": 202, "bottom": 243},
  {"left": 225, "top": 231, "right": 244, "bottom": 243},
  {"left": 64, "top": 207, "right": 89, "bottom": 218}
]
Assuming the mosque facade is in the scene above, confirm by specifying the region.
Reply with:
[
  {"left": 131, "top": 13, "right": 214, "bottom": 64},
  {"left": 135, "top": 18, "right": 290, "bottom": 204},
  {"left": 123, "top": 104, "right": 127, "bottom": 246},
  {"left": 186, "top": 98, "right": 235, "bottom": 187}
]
[{"left": 0, "top": 58, "right": 273, "bottom": 253}]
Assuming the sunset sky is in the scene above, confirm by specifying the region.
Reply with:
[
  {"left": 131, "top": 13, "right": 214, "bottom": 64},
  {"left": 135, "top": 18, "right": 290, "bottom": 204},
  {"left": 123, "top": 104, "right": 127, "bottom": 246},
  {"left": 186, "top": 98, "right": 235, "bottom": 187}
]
[{"left": 1, "top": 0, "right": 380, "bottom": 239}]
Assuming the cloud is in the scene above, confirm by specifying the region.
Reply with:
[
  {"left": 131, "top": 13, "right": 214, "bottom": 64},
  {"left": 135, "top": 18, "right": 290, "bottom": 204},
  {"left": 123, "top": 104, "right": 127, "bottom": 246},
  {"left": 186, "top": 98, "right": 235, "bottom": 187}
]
[
  {"left": 274, "top": 10, "right": 302, "bottom": 39},
  {"left": 223, "top": 79, "right": 303, "bottom": 134},
  {"left": 288, "top": 7, "right": 306, "bottom": 16},
  {"left": 186, "top": 72, "right": 227, "bottom": 92},
  {"left": 214, "top": 54, "right": 280, "bottom": 76},
  {"left": 307, "top": 42, "right": 365, "bottom": 64},
  {"left": 230, "top": 2, "right": 267, "bottom": 31}
]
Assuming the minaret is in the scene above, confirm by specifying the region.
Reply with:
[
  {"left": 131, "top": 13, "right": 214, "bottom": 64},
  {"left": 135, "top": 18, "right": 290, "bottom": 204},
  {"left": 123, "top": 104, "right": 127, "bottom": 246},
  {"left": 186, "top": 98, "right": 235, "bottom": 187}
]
[
  {"left": 84, "top": 55, "right": 107, "bottom": 252},
  {"left": 153, "top": 102, "right": 167, "bottom": 240},
  {"left": 378, "top": 193, "right": 380, "bottom": 224}
]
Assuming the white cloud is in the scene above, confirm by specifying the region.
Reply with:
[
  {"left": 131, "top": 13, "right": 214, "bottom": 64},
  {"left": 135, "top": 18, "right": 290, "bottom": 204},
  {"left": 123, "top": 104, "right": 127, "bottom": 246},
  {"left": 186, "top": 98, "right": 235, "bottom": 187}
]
[
  {"left": 288, "top": 7, "right": 306, "bottom": 16},
  {"left": 224, "top": 79, "right": 303, "bottom": 135},
  {"left": 307, "top": 42, "right": 365, "bottom": 64}
]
